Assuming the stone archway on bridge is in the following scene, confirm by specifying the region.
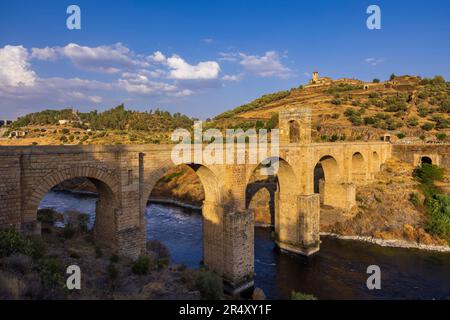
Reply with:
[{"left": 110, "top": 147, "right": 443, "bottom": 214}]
[
  {"left": 143, "top": 163, "right": 225, "bottom": 275},
  {"left": 288, "top": 120, "right": 301, "bottom": 143},
  {"left": 372, "top": 151, "right": 381, "bottom": 175},
  {"left": 246, "top": 157, "right": 319, "bottom": 255},
  {"left": 314, "top": 155, "right": 341, "bottom": 207},
  {"left": 352, "top": 152, "right": 367, "bottom": 184},
  {"left": 245, "top": 163, "right": 278, "bottom": 227},
  {"left": 25, "top": 165, "right": 120, "bottom": 249},
  {"left": 421, "top": 156, "right": 432, "bottom": 165}
]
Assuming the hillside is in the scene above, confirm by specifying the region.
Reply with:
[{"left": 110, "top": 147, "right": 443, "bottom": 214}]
[
  {"left": 2, "top": 74, "right": 449, "bottom": 146},
  {"left": 0, "top": 105, "right": 195, "bottom": 146},
  {"left": 212, "top": 74, "right": 450, "bottom": 142}
]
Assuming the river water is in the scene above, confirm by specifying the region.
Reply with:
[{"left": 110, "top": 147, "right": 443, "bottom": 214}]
[{"left": 40, "top": 191, "right": 450, "bottom": 300}]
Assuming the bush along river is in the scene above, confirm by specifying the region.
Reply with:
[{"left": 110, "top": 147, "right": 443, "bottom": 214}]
[{"left": 40, "top": 190, "right": 450, "bottom": 300}]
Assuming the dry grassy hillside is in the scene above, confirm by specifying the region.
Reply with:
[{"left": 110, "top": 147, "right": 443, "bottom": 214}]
[{"left": 212, "top": 75, "right": 450, "bottom": 142}]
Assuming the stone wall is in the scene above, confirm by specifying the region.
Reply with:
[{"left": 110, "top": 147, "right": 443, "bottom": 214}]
[{"left": 392, "top": 144, "right": 450, "bottom": 167}]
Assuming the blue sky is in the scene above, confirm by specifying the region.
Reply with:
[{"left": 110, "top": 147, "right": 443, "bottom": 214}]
[{"left": 0, "top": 0, "right": 449, "bottom": 119}]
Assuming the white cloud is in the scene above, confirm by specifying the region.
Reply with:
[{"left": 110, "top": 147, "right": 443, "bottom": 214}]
[
  {"left": 66, "top": 91, "right": 103, "bottom": 104},
  {"left": 222, "top": 74, "right": 242, "bottom": 82},
  {"left": 30, "top": 47, "right": 58, "bottom": 61},
  {"left": 202, "top": 38, "right": 214, "bottom": 44},
  {"left": 238, "top": 51, "right": 291, "bottom": 78},
  {"left": 117, "top": 72, "right": 179, "bottom": 95},
  {"left": 0, "top": 45, "right": 36, "bottom": 87},
  {"left": 149, "top": 51, "right": 166, "bottom": 63},
  {"left": 365, "top": 57, "right": 384, "bottom": 66},
  {"left": 219, "top": 51, "right": 291, "bottom": 78},
  {"left": 30, "top": 43, "right": 150, "bottom": 73},
  {"left": 60, "top": 42, "right": 150, "bottom": 73},
  {"left": 0, "top": 43, "right": 229, "bottom": 117},
  {"left": 166, "top": 55, "right": 221, "bottom": 80}
]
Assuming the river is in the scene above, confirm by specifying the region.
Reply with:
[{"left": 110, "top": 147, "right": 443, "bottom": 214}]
[{"left": 40, "top": 190, "right": 450, "bottom": 300}]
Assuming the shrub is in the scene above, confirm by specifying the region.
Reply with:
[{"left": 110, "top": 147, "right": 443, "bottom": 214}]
[
  {"left": 107, "top": 263, "right": 119, "bottom": 282},
  {"left": 265, "top": 113, "right": 279, "bottom": 130},
  {"left": 110, "top": 254, "right": 119, "bottom": 263},
  {"left": 29, "top": 236, "right": 46, "bottom": 260},
  {"left": 421, "top": 122, "right": 435, "bottom": 131},
  {"left": 37, "top": 258, "right": 65, "bottom": 292},
  {"left": 2, "top": 253, "right": 33, "bottom": 274},
  {"left": 413, "top": 164, "right": 450, "bottom": 240},
  {"left": 77, "top": 214, "right": 89, "bottom": 233},
  {"left": 61, "top": 223, "right": 76, "bottom": 239},
  {"left": 146, "top": 240, "right": 170, "bottom": 260},
  {"left": 409, "top": 193, "right": 421, "bottom": 207},
  {"left": 373, "top": 78, "right": 380, "bottom": 83},
  {"left": 425, "top": 194, "right": 450, "bottom": 238},
  {"left": 413, "top": 164, "right": 444, "bottom": 188},
  {"left": 95, "top": 246, "right": 103, "bottom": 258},
  {"left": 331, "top": 113, "right": 340, "bottom": 119},
  {"left": 157, "top": 257, "right": 169, "bottom": 269},
  {"left": 195, "top": 270, "right": 223, "bottom": 300},
  {"left": 0, "top": 228, "right": 33, "bottom": 257},
  {"left": 436, "top": 133, "right": 447, "bottom": 141},
  {"left": 291, "top": 291, "right": 318, "bottom": 300},
  {"left": 132, "top": 255, "right": 151, "bottom": 275},
  {"left": 396, "top": 132, "right": 406, "bottom": 139},
  {"left": 407, "top": 117, "right": 419, "bottom": 127},
  {"left": 61, "top": 128, "right": 70, "bottom": 134},
  {"left": 330, "top": 98, "right": 341, "bottom": 105},
  {"left": 37, "top": 208, "right": 56, "bottom": 226}
]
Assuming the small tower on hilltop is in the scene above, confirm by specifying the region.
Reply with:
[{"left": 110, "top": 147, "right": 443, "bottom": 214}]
[
  {"left": 312, "top": 71, "right": 319, "bottom": 82},
  {"left": 279, "top": 108, "right": 312, "bottom": 145}
]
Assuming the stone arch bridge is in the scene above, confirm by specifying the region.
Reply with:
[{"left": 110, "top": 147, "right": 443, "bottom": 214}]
[{"left": 0, "top": 108, "right": 391, "bottom": 293}]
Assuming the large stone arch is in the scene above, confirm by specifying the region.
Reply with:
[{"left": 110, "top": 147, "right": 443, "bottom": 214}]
[
  {"left": 142, "top": 162, "right": 225, "bottom": 276},
  {"left": 141, "top": 162, "right": 223, "bottom": 210},
  {"left": 24, "top": 165, "right": 120, "bottom": 249}
]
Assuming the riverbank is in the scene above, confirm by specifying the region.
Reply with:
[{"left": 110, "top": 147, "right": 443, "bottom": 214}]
[
  {"left": 148, "top": 197, "right": 201, "bottom": 211},
  {"left": 321, "top": 232, "right": 450, "bottom": 253}
]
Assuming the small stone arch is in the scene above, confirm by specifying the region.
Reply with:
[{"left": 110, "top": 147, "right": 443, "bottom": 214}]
[
  {"left": 372, "top": 151, "right": 381, "bottom": 173},
  {"left": 352, "top": 152, "right": 366, "bottom": 183},
  {"left": 246, "top": 157, "right": 299, "bottom": 241},
  {"left": 314, "top": 155, "right": 341, "bottom": 206},
  {"left": 421, "top": 156, "right": 432, "bottom": 165},
  {"left": 246, "top": 185, "right": 275, "bottom": 227},
  {"left": 288, "top": 120, "right": 300, "bottom": 143}
]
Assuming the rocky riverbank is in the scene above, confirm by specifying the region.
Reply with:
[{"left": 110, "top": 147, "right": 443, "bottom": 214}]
[
  {"left": 0, "top": 209, "right": 227, "bottom": 300},
  {"left": 321, "top": 232, "right": 450, "bottom": 253}
]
